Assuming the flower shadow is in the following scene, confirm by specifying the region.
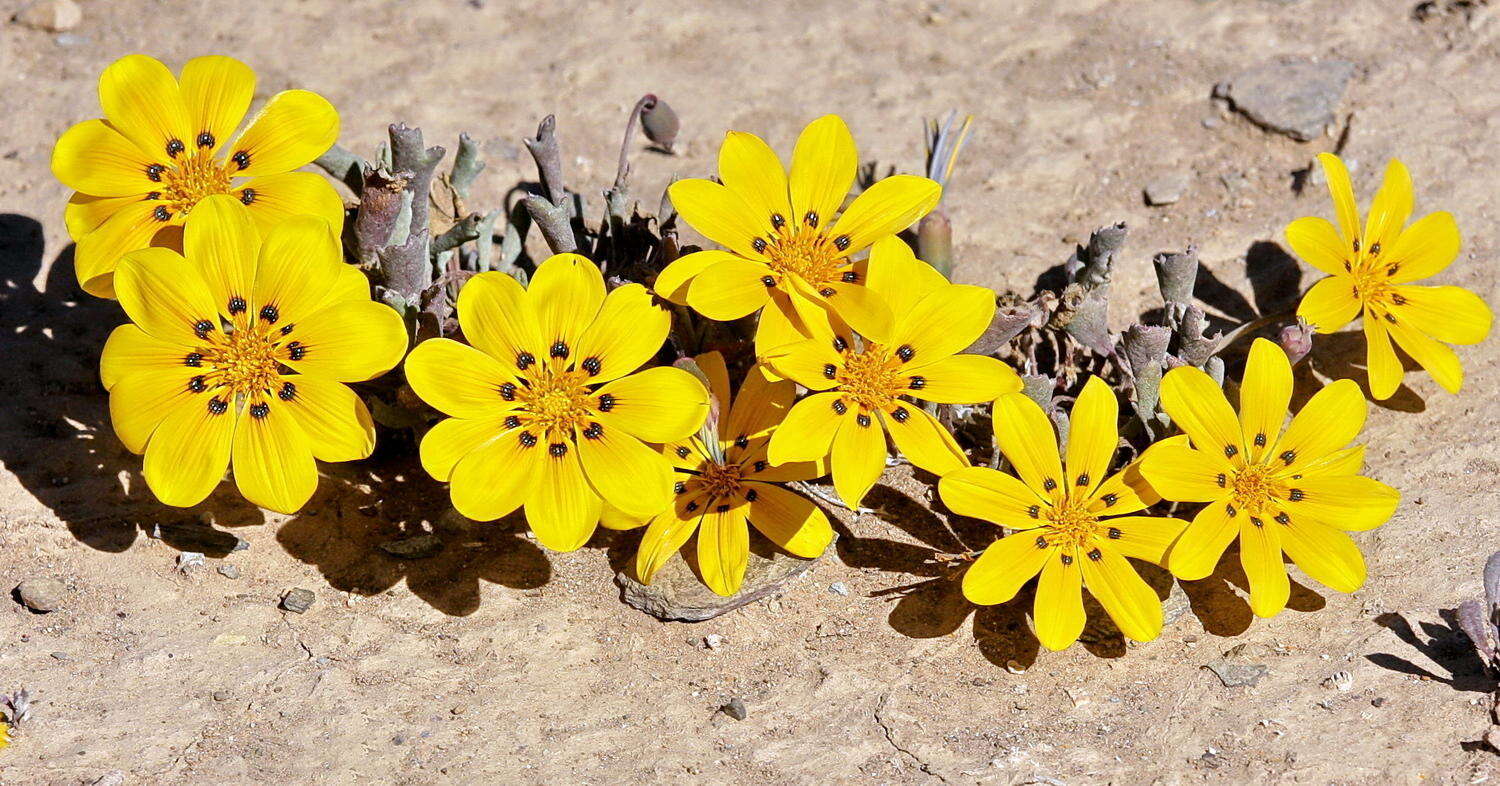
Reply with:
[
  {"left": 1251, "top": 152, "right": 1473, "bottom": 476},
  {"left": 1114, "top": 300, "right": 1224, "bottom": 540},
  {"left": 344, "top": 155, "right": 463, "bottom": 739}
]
[
  {"left": 1304, "top": 330, "right": 1428, "bottom": 413},
  {"left": 0, "top": 213, "right": 266, "bottom": 557},
  {"left": 1176, "top": 543, "right": 1327, "bottom": 637},
  {"left": 1366, "top": 610, "right": 1492, "bottom": 693}
]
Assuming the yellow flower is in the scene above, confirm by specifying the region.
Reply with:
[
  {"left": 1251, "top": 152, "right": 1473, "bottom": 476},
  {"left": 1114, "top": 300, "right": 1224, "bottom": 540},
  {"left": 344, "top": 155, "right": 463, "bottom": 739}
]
[
  {"left": 762, "top": 237, "right": 1021, "bottom": 507},
  {"left": 406, "top": 254, "right": 711, "bottom": 552},
  {"left": 1142, "top": 338, "right": 1400, "bottom": 618},
  {"left": 102, "top": 195, "right": 407, "bottom": 513},
  {"left": 608, "top": 352, "right": 834, "bottom": 596},
  {"left": 0, "top": 719, "right": 9, "bottom": 752},
  {"left": 52, "top": 54, "right": 343, "bottom": 299},
  {"left": 656, "top": 114, "right": 942, "bottom": 353},
  {"left": 940, "top": 378, "right": 1188, "bottom": 651},
  {"left": 1289, "top": 154, "right": 1493, "bottom": 399}
]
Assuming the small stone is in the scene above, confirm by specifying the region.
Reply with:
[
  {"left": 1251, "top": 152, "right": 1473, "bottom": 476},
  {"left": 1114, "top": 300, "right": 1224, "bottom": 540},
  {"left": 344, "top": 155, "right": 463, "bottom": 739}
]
[
  {"left": 1205, "top": 660, "right": 1268, "bottom": 687},
  {"left": 450, "top": 705, "right": 467, "bottom": 715},
  {"left": 213, "top": 690, "right": 231, "bottom": 702},
  {"left": 1006, "top": 660, "right": 1026, "bottom": 674},
  {"left": 176, "top": 552, "right": 206, "bottom": 572},
  {"left": 280, "top": 588, "right": 315, "bottom": 614},
  {"left": 379, "top": 533, "right": 444, "bottom": 559},
  {"left": 1219, "top": 57, "right": 1355, "bottom": 142},
  {"left": 1200, "top": 116, "right": 1222, "bottom": 129},
  {"left": 1372, "top": 696, "right": 1387, "bottom": 707},
  {"left": 11, "top": 0, "right": 82, "bottom": 32},
  {"left": 15, "top": 578, "right": 66, "bottom": 613},
  {"left": 1145, "top": 172, "right": 1189, "bottom": 206},
  {"left": 703, "top": 634, "right": 724, "bottom": 650},
  {"left": 50, "top": 651, "right": 69, "bottom": 661},
  {"left": 720, "top": 697, "right": 748, "bottom": 721},
  {"left": 828, "top": 582, "right": 850, "bottom": 596},
  {"left": 91, "top": 772, "right": 126, "bottom": 786},
  {"left": 1322, "top": 670, "right": 1354, "bottom": 691},
  {"left": 217, "top": 564, "right": 241, "bottom": 580}
]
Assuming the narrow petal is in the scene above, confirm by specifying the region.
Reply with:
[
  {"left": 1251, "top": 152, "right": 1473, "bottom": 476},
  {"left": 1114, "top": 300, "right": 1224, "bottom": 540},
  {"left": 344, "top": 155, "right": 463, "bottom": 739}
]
[
  {"left": 404, "top": 338, "right": 517, "bottom": 420},
  {"left": 744, "top": 484, "right": 832, "bottom": 558},
  {"left": 697, "top": 504, "right": 751, "bottom": 597},
  {"left": 828, "top": 175, "right": 941, "bottom": 255},
  {"left": 1278, "top": 514, "right": 1366, "bottom": 593},
  {"left": 450, "top": 428, "right": 539, "bottom": 522},
  {"left": 1238, "top": 338, "right": 1292, "bottom": 463},
  {"left": 528, "top": 253, "right": 605, "bottom": 362},
  {"left": 1064, "top": 376, "right": 1118, "bottom": 496},
  {"left": 1298, "top": 444, "right": 1365, "bottom": 477},
  {"left": 578, "top": 423, "right": 674, "bottom": 519},
  {"left": 1363, "top": 159, "right": 1413, "bottom": 252},
  {"left": 939, "top": 465, "right": 1048, "bottom": 529},
  {"left": 882, "top": 403, "right": 966, "bottom": 476},
  {"left": 1033, "top": 550, "right": 1086, "bottom": 651},
  {"left": 65, "top": 193, "right": 138, "bottom": 241},
  {"left": 1100, "top": 515, "right": 1188, "bottom": 565},
  {"left": 789, "top": 114, "right": 857, "bottom": 233},
  {"left": 178, "top": 55, "right": 255, "bottom": 156},
  {"left": 1364, "top": 317, "right": 1403, "bottom": 401},
  {"left": 830, "top": 408, "right": 886, "bottom": 507},
  {"left": 184, "top": 194, "right": 259, "bottom": 316},
  {"left": 1081, "top": 545, "right": 1163, "bottom": 642},
  {"left": 574, "top": 283, "right": 671, "bottom": 382},
  {"left": 991, "top": 392, "right": 1064, "bottom": 501},
  {"left": 718, "top": 130, "right": 790, "bottom": 224},
  {"left": 724, "top": 364, "right": 795, "bottom": 445},
  {"left": 593, "top": 366, "right": 709, "bottom": 442},
  {"left": 1140, "top": 444, "right": 1229, "bottom": 503},
  {"left": 1159, "top": 366, "right": 1244, "bottom": 463},
  {"left": 1285, "top": 215, "right": 1350, "bottom": 277},
  {"left": 1281, "top": 475, "right": 1399, "bottom": 532},
  {"left": 962, "top": 532, "right": 1053, "bottom": 606},
  {"left": 754, "top": 290, "right": 820, "bottom": 358},
  {"left": 686, "top": 258, "right": 773, "bottom": 320},
  {"left": 456, "top": 270, "right": 542, "bottom": 373},
  {"left": 98, "top": 54, "right": 193, "bottom": 162},
  {"left": 114, "top": 247, "right": 218, "bottom": 344},
  {"left": 1297, "top": 275, "right": 1361, "bottom": 334},
  {"left": 253, "top": 214, "right": 346, "bottom": 324},
  {"left": 236, "top": 172, "right": 346, "bottom": 236},
  {"left": 889, "top": 284, "right": 996, "bottom": 366},
  {"left": 100, "top": 323, "right": 190, "bottom": 391},
  {"left": 278, "top": 376, "right": 375, "bottom": 462},
  {"left": 1316, "top": 153, "right": 1361, "bottom": 245},
  {"left": 766, "top": 392, "right": 844, "bottom": 465},
  {"left": 51, "top": 119, "right": 160, "bottom": 196},
  {"left": 695, "top": 350, "right": 733, "bottom": 425},
  {"left": 227, "top": 90, "right": 339, "bottom": 177},
  {"left": 74, "top": 200, "right": 171, "bottom": 298},
  {"left": 1273, "top": 379, "right": 1366, "bottom": 474},
  {"left": 108, "top": 367, "right": 199, "bottom": 454},
  {"left": 419, "top": 416, "right": 505, "bottom": 483},
  {"left": 141, "top": 393, "right": 234, "bottom": 507},
  {"left": 1391, "top": 285, "right": 1492, "bottom": 345},
  {"left": 283, "top": 300, "right": 408, "bottom": 382},
  {"left": 1167, "top": 500, "right": 1239, "bottom": 581},
  {"left": 1387, "top": 313, "right": 1465, "bottom": 393},
  {"left": 864, "top": 235, "right": 947, "bottom": 317},
  {"left": 231, "top": 399, "right": 317, "bottom": 514},
  {"left": 1239, "top": 519, "right": 1289, "bottom": 618},
  {"left": 653, "top": 249, "right": 734, "bottom": 304},
  {"left": 668, "top": 178, "right": 769, "bottom": 260},
  {"left": 760, "top": 337, "right": 841, "bottom": 392},
  {"left": 636, "top": 505, "right": 701, "bottom": 584},
  {"left": 901, "top": 354, "right": 1022, "bottom": 404},
  {"left": 524, "top": 449, "right": 603, "bottom": 552},
  {"left": 811, "top": 281, "right": 893, "bottom": 344},
  {"left": 1385, "top": 211, "right": 1461, "bottom": 284}
]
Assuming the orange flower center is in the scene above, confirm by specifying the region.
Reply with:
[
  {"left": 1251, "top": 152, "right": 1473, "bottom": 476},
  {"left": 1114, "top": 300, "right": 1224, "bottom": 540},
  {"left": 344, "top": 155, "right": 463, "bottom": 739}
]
[
  {"left": 1040, "top": 497, "right": 1102, "bottom": 550},
  {"left": 835, "top": 345, "right": 904, "bottom": 410},
  {"left": 514, "top": 369, "right": 594, "bottom": 438},
  {"left": 204, "top": 323, "right": 281, "bottom": 395},
  {"left": 698, "top": 462, "right": 745, "bottom": 499},
  {"left": 761, "top": 224, "right": 851, "bottom": 286},
  {"left": 1227, "top": 462, "right": 1286, "bottom": 517},
  {"left": 157, "top": 152, "right": 234, "bottom": 218}
]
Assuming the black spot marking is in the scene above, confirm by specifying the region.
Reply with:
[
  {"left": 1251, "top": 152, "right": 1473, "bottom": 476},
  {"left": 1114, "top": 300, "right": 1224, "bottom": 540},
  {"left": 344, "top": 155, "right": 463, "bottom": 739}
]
[
  {"left": 1224, "top": 444, "right": 1238, "bottom": 459},
  {"left": 822, "top": 363, "right": 837, "bottom": 380},
  {"left": 856, "top": 413, "right": 871, "bottom": 428},
  {"left": 1250, "top": 516, "right": 1265, "bottom": 528},
  {"left": 518, "top": 431, "right": 538, "bottom": 448},
  {"left": 232, "top": 150, "right": 250, "bottom": 170},
  {"left": 196, "top": 131, "right": 215, "bottom": 148},
  {"left": 188, "top": 375, "right": 207, "bottom": 393},
  {"left": 581, "top": 356, "right": 601, "bottom": 376},
  {"left": 1387, "top": 264, "right": 1400, "bottom": 277},
  {"left": 761, "top": 275, "right": 775, "bottom": 287},
  {"left": 499, "top": 382, "right": 517, "bottom": 401},
  {"left": 674, "top": 481, "right": 686, "bottom": 494},
  {"left": 1352, "top": 238, "right": 1361, "bottom": 253},
  {"left": 146, "top": 191, "right": 161, "bottom": 200},
  {"left": 146, "top": 163, "right": 165, "bottom": 182},
  {"left": 896, "top": 344, "right": 915, "bottom": 362},
  {"left": 818, "top": 287, "right": 835, "bottom": 297},
  {"left": 286, "top": 342, "right": 306, "bottom": 361},
  {"left": 228, "top": 296, "right": 246, "bottom": 315},
  {"left": 908, "top": 375, "right": 926, "bottom": 390},
  {"left": 833, "top": 234, "right": 851, "bottom": 251},
  {"left": 1043, "top": 478, "right": 1058, "bottom": 492},
  {"left": 676, "top": 446, "right": 691, "bottom": 458},
  {"left": 184, "top": 352, "right": 203, "bottom": 367},
  {"left": 583, "top": 422, "right": 604, "bottom": 440},
  {"left": 166, "top": 138, "right": 185, "bottom": 158},
  {"left": 249, "top": 402, "right": 270, "bottom": 419},
  {"left": 770, "top": 213, "right": 785, "bottom": 230},
  {"left": 1288, "top": 488, "right": 1305, "bottom": 502},
  {"left": 1275, "top": 512, "right": 1291, "bottom": 525},
  {"left": 504, "top": 415, "right": 521, "bottom": 429},
  {"left": 803, "top": 210, "right": 819, "bottom": 228},
  {"left": 279, "top": 381, "right": 297, "bottom": 401},
  {"left": 240, "top": 188, "right": 255, "bottom": 205},
  {"left": 1384, "top": 313, "right": 1397, "bottom": 324},
  {"left": 1225, "top": 503, "right": 1238, "bottom": 517},
  {"left": 548, "top": 442, "right": 568, "bottom": 457},
  {"left": 832, "top": 336, "right": 848, "bottom": 353},
  {"left": 734, "top": 434, "right": 749, "bottom": 449},
  {"left": 598, "top": 393, "right": 616, "bottom": 412},
  {"left": 684, "top": 500, "right": 699, "bottom": 512},
  {"left": 1370, "top": 242, "right": 1382, "bottom": 256},
  {"left": 550, "top": 340, "right": 569, "bottom": 360},
  {"left": 259, "top": 304, "right": 279, "bottom": 323},
  {"left": 715, "top": 503, "right": 730, "bottom": 513},
  {"left": 1060, "top": 554, "right": 1074, "bottom": 566},
  {"left": 831, "top": 399, "right": 847, "bottom": 415},
  {"left": 207, "top": 397, "right": 228, "bottom": 415},
  {"left": 1034, "top": 535, "right": 1047, "bottom": 549},
  {"left": 280, "top": 323, "right": 294, "bottom": 336},
  {"left": 1107, "top": 527, "right": 1122, "bottom": 540},
  {"left": 1391, "top": 293, "right": 1407, "bottom": 306},
  {"left": 1027, "top": 505, "right": 1040, "bottom": 519},
  {"left": 516, "top": 351, "right": 536, "bottom": 370},
  {"left": 1075, "top": 473, "right": 1090, "bottom": 487},
  {"left": 1087, "top": 548, "right": 1103, "bottom": 562},
  {"left": 193, "top": 320, "right": 214, "bottom": 338},
  {"left": 841, "top": 270, "right": 859, "bottom": 283},
  {"left": 745, "top": 489, "right": 758, "bottom": 502},
  {"left": 753, "top": 460, "right": 768, "bottom": 472},
  {"left": 1254, "top": 432, "right": 1266, "bottom": 448},
  {"left": 752, "top": 237, "right": 768, "bottom": 253},
  {"left": 1279, "top": 450, "right": 1296, "bottom": 466},
  {"left": 891, "top": 406, "right": 909, "bottom": 423},
  {"left": 1102, "top": 493, "right": 1118, "bottom": 507},
  {"left": 152, "top": 205, "right": 171, "bottom": 222},
  {"left": 1343, "top": 260, "right": 1353, "bottom": 272},
  {"left": 1215, "top": 473, "right": 1227, "bottom": 488}
]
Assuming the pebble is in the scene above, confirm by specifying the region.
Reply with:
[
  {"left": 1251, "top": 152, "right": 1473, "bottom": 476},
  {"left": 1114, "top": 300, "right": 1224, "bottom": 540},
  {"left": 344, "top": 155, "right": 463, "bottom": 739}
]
[
  {"left": 90, "top": 772, "right": 125, "bottom": 786},
  {"left": 720, "top": 697, "right": 748, "bottom": 721},
  {"left": 15, "top": 577, "right": 66, "bottom": 613},
  {"left": 11, "top": 0, "right": 81, "bottom": 32},
  {"left": 1322, "top": 670, "right": 1354, "bottom": 691},
  {"left": 1144, "top": 172, "right": 1189, "bottom": 206},
  {"left": 217, "top": 564, "right": 241, "bottom": 580},
  {"left": 50, "top": 651, "right": 69, "bottom": 661},
  {"left": 1204, "top": 659, "right": 1268, "bottom": 687},
  {"left": 212, "top": 690, "right": 231, "bottom": 702},
  {"left": 828, "top": 582, "right": 850, "bottom": 596},
  {"left": 280, "top": 588, "right": 316, "bottom": 614},
  {"left": 1216, "top": 57, "right": 1355, "bottom": 142},
  {"left": 703, "top": 633, "right": 724, "bottom": 650},
  {"left": 177, "top": 552, "right": 206, "bottom": 572}
]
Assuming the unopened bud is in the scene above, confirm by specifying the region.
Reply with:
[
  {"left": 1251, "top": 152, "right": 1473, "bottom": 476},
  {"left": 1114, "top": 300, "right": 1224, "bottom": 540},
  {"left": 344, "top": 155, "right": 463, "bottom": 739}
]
[
  {"left": 917, "top": 210, "right": 953, "bottom": 279},
  {"left": 640, "top": 95, "right": 679, "bottom": 153},
  {"left": 1276, "top": 319, "right": 1315, "bottom": 364}
]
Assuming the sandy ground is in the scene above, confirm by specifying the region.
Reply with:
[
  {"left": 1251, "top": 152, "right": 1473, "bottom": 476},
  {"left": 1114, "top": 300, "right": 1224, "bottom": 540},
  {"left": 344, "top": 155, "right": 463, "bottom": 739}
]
[{"left": 2, "top": 0, "right": 1500, "bottom": 782}]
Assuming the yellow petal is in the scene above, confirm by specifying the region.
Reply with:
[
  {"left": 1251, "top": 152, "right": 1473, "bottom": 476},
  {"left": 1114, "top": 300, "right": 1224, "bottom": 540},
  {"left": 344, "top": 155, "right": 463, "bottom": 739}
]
[
  {"left": 403, "top": 338, "right": 516, "bottom": 419},
  {"left": 1100, "top": 515, "right": 1188, "bottom": 565},
  {"left": 141, "top": 392, "right": 234, "bottom": 507},
  {"left": 890, "top": 284, "right": 996, "bottom": 366},
  {"left": 1167, "top": 501, "right": 1239, "bottom": 581},
  {"left": 115, "top": 246, "right": 218, "bottom": 344},
  {"left": 686, "top": 258, "right": 773, "bottom": 320},
  {"left": 524, "top": 447, "right": 602, "bottom": 552},
  {"left": 528, "top": 253, "right": 605, "bottom": 364},
  {"left": 231, "top": 398, "right": 317, "bottom": 514},
  {"left": 450, "top": 427, "right": 538, "bottom": 522},
  {"left": 108, "top": 367, "right": 198, "bottom": 454},
  {"left": 98, "top": 55, "right": 193, "bottom": 163},
  {"left": 577, "top": 421, "right": 673, "bottom": 518},
  {"left": 574, "top": 283, "right": 671, "bottom": 382},
  {"left": 593, "top": 366, "right": 709, "bottom": 442},
  {"left": 178, "top": 55, "right": 255, "bottom": 156},
  {"left": 1391, "top": 285, "right": 1492, "bottom": 345},
  {"left": 1316, "top": 153, "right": 1361, "bottom": 245},
  {"left": 277, "top": 376, "right": 375, "bottom": 462},
  {"left": 1281, "top": 475, "right": 1398, "bottom": 532},
  {"left": 1363, "top": 159, "right": 1413, "bottom": 253},
  {"left": 51, "top": 119, "right": 160, "bottom": 197},
  {"left": 1385, "top": 211, "right": 1460, "bottom": 284},
  {"left": 830, "top": 405, "right": 885, "bottom": 507},
  {"left": 1364, "top": 317, "right": 1403, "bottom": 401},
  {"left": 1239, "top": 518, "right": 1289, "bottom": 618},
  {"left": 901, "top": 354, "right": 1022, "bottom": 404},
  {"left": 1064, "top": 376, "right": 1118, "bottom": 496},
  {"left": 1273, "top": 378, "right": 1366, "bottom": 474},
  {"left": 864, "top": 235, "right": 948, "bottom": 316},
  {"left": 1285, "top": 215, "right": 1350, "bottom": 277},
  {"left": 668, "top": 178, "right": 770, "bottom": 260},
  {"left": 184, "top": 194, "right": 259, "bottom": 317},
  {"left": 66, "top": 192, "right": 139, "bottom": 241},
  {"left": 718, "top": 130, "right": 790, "bottom": 225},
  {"left": 75, "top": 200, "right": 172, "bottom": 299},
  {"left": 1159, "top": 366, "right": 1243, "bottom": 464},
  {"left": 1140, "top": 444, "right": 1229, "bottom": 503},
  {"left": 227, "top": 89, "right": 339, "bottom": 178},
  {"left": 881, "top": 403, "right": 966, "bottom": 476},
  {"left": 938, "top": 465, "right": 1048, "bottom": 530},
  {"left": 236, "top": 172, "right": 346, "bottom": 236},
  {"left": 991, "top": 392, "right": 1064, "bottom": 502},
  {"left": 754, "top": 290, "right": 821, "bottom": 358},
  {"left": 1033, "top": 549, "right": 1086, "bottom": 651},
  {"left": 253, "top": 214, "right": 348, "bottom": 323},
  {"left": 744, "top": 484, "right": 832, "bottom": 558},
  {"left": 1387, "top": 311, "right": 1464, "bottom": 393},
  {"left": 1298, "top": 444, "right": 1365, "bottom": 477},
  {"left": 828, "top": 175, "right": 941, "bottom": 255},
  {"left": 1297, "top": 275, "right": 1361, "bottom": 334},
  {"left": 767, "top": 392, "right": 844, "bottom": 465},
  {"left": 1086, "top": 465, "right": 1157, "bottom": 516},
  {"left": 636, "top": 504, "right": 701, "bottom": 583},
  {"left": 789, "top": 115, "right": 857, "bottom": 233},
  {"left": 652, "top": 249, "right": 734, "bottom": 304},
  {"left": 740, "top": 442, "right": 825, "bottom": 482},
  {"left": 697, "top": 503, "right": 751, "bottom": 596},
  {"left": 283, "top": 300, "right": 408, "bottom": 382},
  {"left": 805, "top": 280, "right": 894, "bottom": 344},
  {"left": 1278, "top": 513, "right": 1366, "bottom": 594},
  {"left": 962, "top": 531, "right": 1053, "bottom": 606},
  {"left": 695, "top": 350, "right": 733, "bottom": 425},
  {"left": 419, "top": 416, "right": 505, "bottom": 482},
  {"left": 100, "top": 323, "right": 190, "bottom": 391},
  {"left": 1080, "top": 544, "right": 1163, "bottom": 643},
  {"left": 1238, "top": 338, "right": 1292, "bottom": 463},
  {"left": 456, "top": 270, "right": 542, "bottom": 374},
  {"left": 723, "top": 363, "right": 795, "bottom": 446},
  {"left": 760, "top": 337, "right": 841, "bottom": 392}
]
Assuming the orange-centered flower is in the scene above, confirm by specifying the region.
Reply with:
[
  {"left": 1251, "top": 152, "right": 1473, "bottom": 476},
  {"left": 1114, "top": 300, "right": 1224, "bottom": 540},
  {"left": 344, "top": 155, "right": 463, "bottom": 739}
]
[
  {"left": 52, "top": 54, "right": 343, "bottom": 299},
  {"left": 1142, "top": 339, "right": 1400, "bottom": 618},
  {"left": 1289, "top": 154, "right": 1492, "bottom": 399},
  {"left": 102, "top": 196, "right": 406, "bottom": 513},
  {"left": 655, "top": 115, "right": 942, "bottom": 355},
  {"left": 405, "top": 254, "right": 710, "bottom": 552},
  {"left": 763, "top": 237, "right": 1021, "bottom": 507},
  {"left": 940, "top": 378, "right": 1188, "bottom": 651}
]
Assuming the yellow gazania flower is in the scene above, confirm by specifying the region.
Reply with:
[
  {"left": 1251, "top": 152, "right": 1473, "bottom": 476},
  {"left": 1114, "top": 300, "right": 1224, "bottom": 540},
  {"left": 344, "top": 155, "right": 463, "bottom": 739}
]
[
  {"left": 52, "top": 54, "right": 343, "bottom": 299},
  {"left": 940, "top": 378, "right": 1188, "bottom": 651},
  {"left": 1142, "top": 338, "right": 1400, "bottom": 618},
  {"left": 655, "top": 114, "right": 942, "bottom": 353},
  {"left": 103, "top": 195, "right": 407, "bottom": 513},
  {"left": 762, "top": 237, "right": 1022, "bottom": 507},
  {"left": 406, "top": 254, "right": 711, "bottom": 552},
  {"left": 1289, "top": 154, "right": 1493, "bottom": 399}
]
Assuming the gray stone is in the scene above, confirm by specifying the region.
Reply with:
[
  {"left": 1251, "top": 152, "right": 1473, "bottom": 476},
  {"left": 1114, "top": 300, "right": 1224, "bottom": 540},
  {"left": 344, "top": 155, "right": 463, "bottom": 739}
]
[
  {"left": 380, "top": 533, "right": 444, "bottom": 559},
  {"left": 720, "top": 697, "right": 748, "bottom": 721},
  {"left": 176, "top": 552, "right": 205, "bottom": 572},
  {"left": 15, "top": 578, "right": 66, "bottom": 613},
  {"left": 280, "top": 588, "right": 316, "bottom": 614},
  {"left": 1205, "top": 659, "right": 1268, "bottom": 687},
  {"left": 217, "top": 564, "right": 241, "bottom": 580},
  {"left": 828, "top": 581, "right": 850, "bottom": 596},
  {"left": 11, "top": 0, "right": 81, "bottom": 32},
  {"left": 615, "top": 538, "right": 833, "bottom": 622},
  {"left": 1144, "top": 172, "right": 1189, "bottom": 206},
  {"left": 212, "top": 690, "right": 231, "bottom": 702},
  {"left": 1219, "top": 58, "right": 1355, "bottom": 142}
]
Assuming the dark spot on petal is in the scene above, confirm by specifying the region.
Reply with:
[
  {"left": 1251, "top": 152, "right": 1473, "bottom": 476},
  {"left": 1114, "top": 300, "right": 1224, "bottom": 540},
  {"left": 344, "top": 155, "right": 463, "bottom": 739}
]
[
  {"left": 1216, "top": 473, "right": 1227, "bottom": 488},
  {"left": 278, "top": 381, "right": 297, "bottom": 401},
  {"left": 752, "top": 237, "right": 768, "bottom": 253},
  {"left": 184, "top": 352, "right": 203, "bottom": 367},
  {"left": 187, "top": 375, "right": 207, "bottom": 393},
  {"left": 674, "top": 481, "right": 686, "bottom": 494},
  {"left": 598, "top": 393, "right": 616, "bottom": 412},
  {"left": 856, "top": 413, "right": 871, "bottom": 428},
  {"left": 249, "top": 402, "right": 270, "bottom": 419},
  {"left": 908, "top": 375, "right": 926, "bottom": 390},
  {"left": 1275, "top": 512, "right": 1291, "bottom": 525},
  {"left": 504, "top": 415, "right": 521, "bottom": 429},
  {"left": 1075, "top": 473, "right": 1090, "bottom": 487},
  {"left": 207, "top": 397, "right": 228, "bottom": 415},
  {"left": 146, "top": 163, "right": 165, "bottom": 182},
  {"left": 259, "top": 305, "right": 279, "bottom": 324},
  {"left": 822, "top": 363, "right": 837, "bottom": 380},
  {"left": 1087, "top": 548, "right": 1102, "bottom": 562},
  {"left": 518, "top": 431, "right": 538, "bottom": 447},
  {"left": 1107, "top": 527, "right": 1122, "bottom": 539},
  {"left": 734, "top": 434, "right": 749, "bottom": 449},
  {"left": 891, "top": 406, "right": 909, "bottom": 423},
  {"left": 583, "top": 422, "right": 604, "bottom": 440},
  {"left": 193, "top": 320, "right": 214, "bottom": 338},
  {"left": 1288, "top": 488, "right": 1305, "bottom": 502},
  {"left": 745, "top": 489, "right": 758, "bottom": 502},
  {"left": 1060, "top": 554, "right": 1074, "bottom": 566},
  {"left": 240, "top": 188, "right": 256, "bottom": 205},
  {"left": 831, "top": 399, "right": 847, "bottom": 416},
  {"left": 832, "top": 336, "right": 848, "bottom": 353},
  {"left": 770, "top": 213, "right": 785, "bottom": 230},
  {"left": 818, "top": 287, "right": 835, "bottom": 297},
  {"left": 196, "top": 131, "right": 215, "bottom": 148},
  {"left": 1043, "top": 478, "right": 1057, "bottom": 492},
  {"left": 152, "top": 206, "right": 172, "bottom": 222},
  {"left": 676, "top": 446, "right": 691, "bottom": 458},
  {"left": 841, "top": 270, "right": 858, "bottom": 283},
  {"left": 1279, "top": 450, "right": 1296, "bottom": 466},
  {"left": 548, "top": 442, "right": 568, "bottom": 457},
  {"left": 753, "top": 460, "right": 767, "bottom": 472},
  {"left": 1224, "top": 444, "right": 1238, "bottom": 459},
  {"left": 166, "top": 139, "right": 185, "bottom": 158},
  {"left": 227, "top": 296, "right": 246, "bottom": 315},
  {"left": 896, "top": 344, "right": 915, "bottom": 362},
  {"left": 803, "top": 211, "right": 818, "bottom": 228},
  {"left": 582, "top": 356, "right": 601, "bottom": 376},
  {"left": 499, "top": 382, "right": 517, "bottom": 401},
  {"left": 550, "top": 340, "right": 569, "bottom": 360},
  {"left": 516, "top": 351, "right": 536, "bottom": 370},
  {"left": 760, "top": 275, "right": 775, "bottom": 287},
  {"left": 232, "top": 150, "right": 251, "bottom": 170},
  {"left": 1254, "top": 432, "right": 1266, "bottom": 447},
  {"left": 1102, "top": 493, "right": 1118, "bottom": 507},
  {"left": 286, "top": 341, "right": 306, "bottom": 361},
  {"left": 833, "top": 234, "right": 851, "bottom": 251},
  {"left": 1027, "top": 505, "right": 1040, "bottom": 519}
]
